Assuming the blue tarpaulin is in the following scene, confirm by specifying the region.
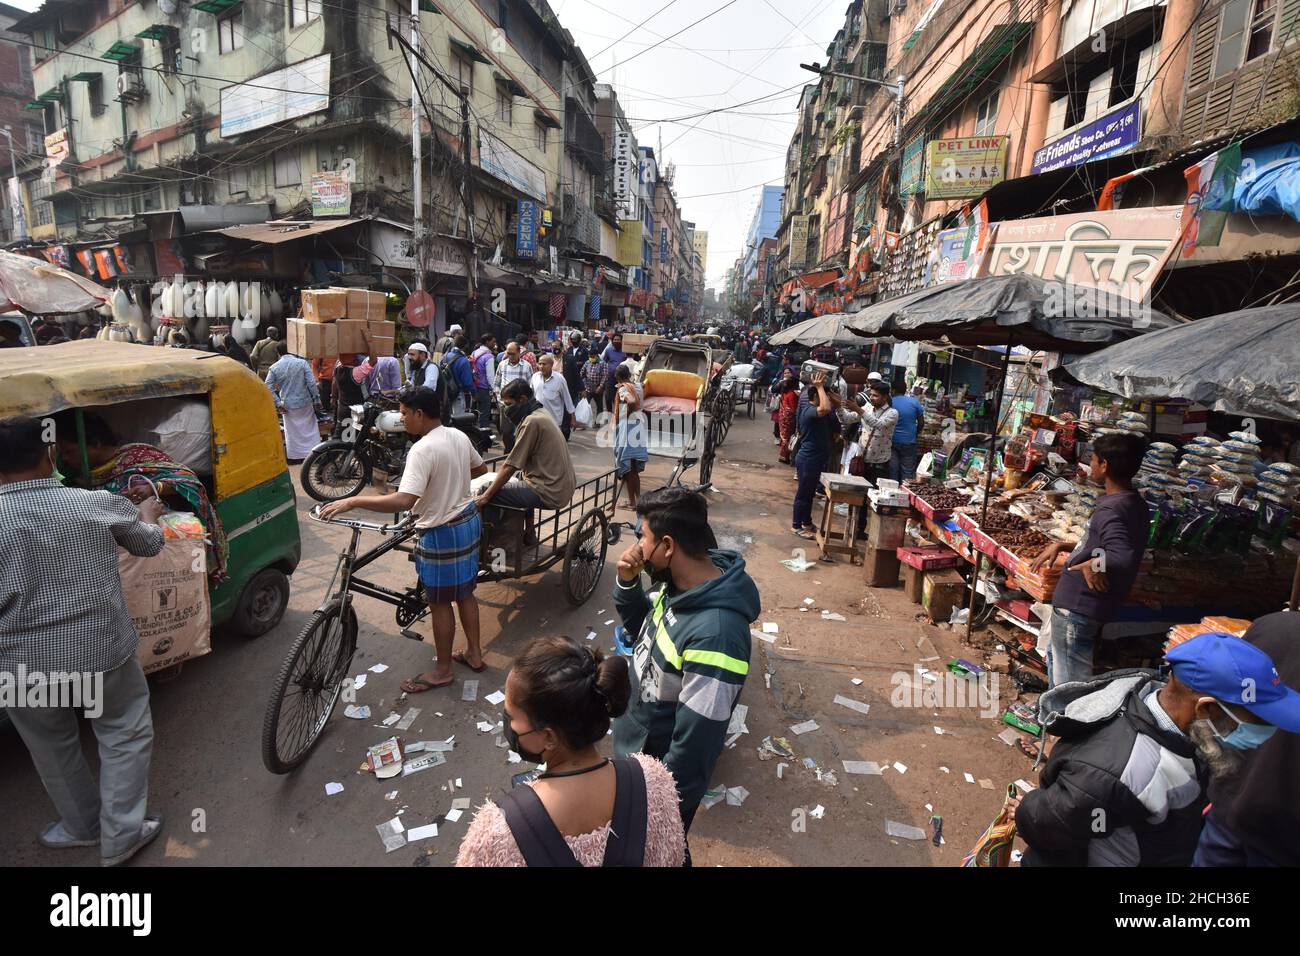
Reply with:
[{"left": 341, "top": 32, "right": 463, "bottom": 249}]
[{"left": 1233, "top": 142, "right": 1300, "bottom": 220}]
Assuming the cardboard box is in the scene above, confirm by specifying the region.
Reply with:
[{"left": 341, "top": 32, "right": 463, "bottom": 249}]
[
  {"left": 344, "top": 288, "right": 388, "bottom": 322},
  {"left": 368, "top": 319, "right": 396, "bottom": 341},
  {"left": 335, "top": 319, "right": 369, "bottom": 355},
  {"left": 368, "top": 335, "right": 395, "bottom": 359},
  {"left": 867, "top": 508, "right": 908, "bottom": 551},
  {"left": 922, "top": 570, "right": 966, "bottom": 623},
  {"left": 301, "top": 289, "right": 348, "bottom": 323},
  {"left": 287, "top": 317, "right": 337, "bottom": 359},
  {"left": 621, "top": 333, "right": 660, "bottom": 355},
  {"left": 864, "top": 547, "right": 901, "bottom": 587}
]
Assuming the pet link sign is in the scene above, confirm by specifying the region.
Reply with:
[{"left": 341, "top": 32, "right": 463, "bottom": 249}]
[{"left": 924, "top": 136, "right": 1009, "bottom": 199}]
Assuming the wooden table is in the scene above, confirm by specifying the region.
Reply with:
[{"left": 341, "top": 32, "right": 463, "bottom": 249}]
[{"left": 815, "top": 473, "right": 872, "bottom": 563}]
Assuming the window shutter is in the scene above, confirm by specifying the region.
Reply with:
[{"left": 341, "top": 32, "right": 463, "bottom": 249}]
[{"left": 1186, "top": 9, "right": 1221, "bottom": 90}]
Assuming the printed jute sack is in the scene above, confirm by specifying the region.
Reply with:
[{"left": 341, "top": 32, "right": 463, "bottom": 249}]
[{"left": 120, "top": 525, "right": 211, "bottom": 674}]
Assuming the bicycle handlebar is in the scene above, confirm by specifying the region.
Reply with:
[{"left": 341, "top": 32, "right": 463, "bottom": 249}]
[{"left": 309, "top": 504, "right": 413, "bottom": 534}]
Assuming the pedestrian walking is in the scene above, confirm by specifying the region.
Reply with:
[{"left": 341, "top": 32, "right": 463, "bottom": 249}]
[
  {"left": 530, "top": 353, "right": 575, "bottom": 440},
  {"left": 612, "top": 364, "right": 648, "bottom": 510},
  {"left": 264, "top": 342, "right": 323, "bottom": 463},
  {"left": 249, "top": 327, "right": 281, "bottom": 380}
]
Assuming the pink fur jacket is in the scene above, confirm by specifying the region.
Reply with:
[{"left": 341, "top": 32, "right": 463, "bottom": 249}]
[{"left": 455, "top": 754, "right": 686, "bottom": 867}]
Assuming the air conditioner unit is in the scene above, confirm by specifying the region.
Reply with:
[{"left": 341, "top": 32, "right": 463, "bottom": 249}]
[{"left": 115, "top": 71, "right": 147, "bottom": 103}]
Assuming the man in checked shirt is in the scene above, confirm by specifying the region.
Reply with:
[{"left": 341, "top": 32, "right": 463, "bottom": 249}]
[{"left": 0, "top": 416, "right": 168, "bottom": 866}]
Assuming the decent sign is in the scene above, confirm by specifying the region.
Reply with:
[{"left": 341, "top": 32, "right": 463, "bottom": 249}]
[
  {"left": 924, "top": 136, "right": 1008, "bottom": 199},
  {"left": 1031, "top": 99, "right": 1142, "bottom": 174}
]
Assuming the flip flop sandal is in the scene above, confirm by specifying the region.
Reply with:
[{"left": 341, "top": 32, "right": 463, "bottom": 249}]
[
  {"left": 1016, "top": 736, "right": 1043, "bottom": 761},
  {"left": 451, "top": 650, "right": 487, "bottom": 673},
  {"left": 792, "top": 528, "right": 816, "bottom": 539},
  {"left": 401, "top": 674, "right": 455, "bottom": 693}
]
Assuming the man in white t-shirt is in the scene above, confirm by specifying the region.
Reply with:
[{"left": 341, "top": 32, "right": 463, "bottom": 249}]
[{"left": 320, "top": 385, "right": 488, "bottom": 693}]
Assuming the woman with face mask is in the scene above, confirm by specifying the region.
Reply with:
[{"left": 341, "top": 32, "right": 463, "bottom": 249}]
[{"left": 456, "top": 636, "right": 685, "bottom": 867}]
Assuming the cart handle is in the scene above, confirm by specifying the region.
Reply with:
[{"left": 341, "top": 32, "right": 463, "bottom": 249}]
[{"left": 309, "top": 504, "right": 413, "bottom": 534}]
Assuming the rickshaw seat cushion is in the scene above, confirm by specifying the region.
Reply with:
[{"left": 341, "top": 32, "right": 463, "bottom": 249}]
[
  {"left": 641, "top": 395, "right": 698, "bottom": 416},
  {"left": 642, "top": 369, "right": 703, "bottom": 400}
]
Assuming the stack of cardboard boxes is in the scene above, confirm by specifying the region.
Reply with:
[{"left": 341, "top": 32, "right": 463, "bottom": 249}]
[{"left": 288, "top": 289, "right": 394, "bottom": 360}]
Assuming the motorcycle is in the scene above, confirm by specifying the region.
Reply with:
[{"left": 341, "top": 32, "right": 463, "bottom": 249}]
[{"left": 300, "top": 395, "right": 493, "bottom": 502}]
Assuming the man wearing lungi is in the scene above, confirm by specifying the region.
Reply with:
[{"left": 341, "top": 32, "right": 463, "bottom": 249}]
[
  {"left": 264, "top": 342, "right": 323, "bottom": 463},
  {"left": 319, "top": 386, "right": 489, "bottom": 692}
]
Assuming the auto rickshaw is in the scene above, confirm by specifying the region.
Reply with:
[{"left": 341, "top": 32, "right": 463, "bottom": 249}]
[
  {"left": 689, "top": 333, "right": 724, "bottom": 349},
  {"left": 0, "top": 340, "right": 301, "bottom": 637}
]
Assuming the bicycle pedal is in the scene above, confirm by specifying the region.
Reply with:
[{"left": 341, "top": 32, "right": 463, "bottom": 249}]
[{"left": 399, "top": 627, "right": 425, "bottom": 642}]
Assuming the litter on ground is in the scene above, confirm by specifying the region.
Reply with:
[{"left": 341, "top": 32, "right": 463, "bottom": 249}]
[{"left": 790, "top": 719, "right": 819, "bottom": 735}]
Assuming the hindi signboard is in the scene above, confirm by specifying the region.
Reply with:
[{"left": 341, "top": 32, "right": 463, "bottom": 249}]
[
  {"left": 1031, "top": 98, "right": 1142, "bottom": 174},
  {"left": 924, "top": 136, "right": 1008, "bottom": 199}
]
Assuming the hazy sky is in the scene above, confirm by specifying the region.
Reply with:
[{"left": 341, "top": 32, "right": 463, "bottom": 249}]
[{"left": 6, "top": 0, "right": 850, "bottom": 289}]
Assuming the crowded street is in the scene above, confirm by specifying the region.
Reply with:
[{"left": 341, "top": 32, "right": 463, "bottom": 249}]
[{"left": 1, "top": 0, "right": 1298, "bottom": 932}]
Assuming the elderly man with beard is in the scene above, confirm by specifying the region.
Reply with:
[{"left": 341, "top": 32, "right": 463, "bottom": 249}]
[
  {"left": 1192, "top": 613, "right": 1300, "bottom": 867},
  {"left": 1011, "top": 631, "right": 1300, "bottom": 867}
]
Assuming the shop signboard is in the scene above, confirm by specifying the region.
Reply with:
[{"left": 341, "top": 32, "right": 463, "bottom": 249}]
[
  {"left": 44, "top": 127, "right": 70, "bottom": 165},
  {"left": 660, "top": 226, "right": 669, "bottom": 264},
  {"left": 789, "top": 214, "right": 811, "bottom": 269},
  {"left": 1031, "top": 98, "right": 1142, "bottom": 175},
  {"left": 924, "top": 136, "right": 1008, "bottom": 199},
  {"left": 977, "top": 205, "right": 1183, "bottom": 303},
  {"left": 617, "top": 220, "right": 643, "bottom": 267},
  {"left": 900, "top": 134, "right": 926, "bottom": 196},
  {"left": 927, "top": 226, "right": 975, "bottom": 285},
  {"left": 479, "top": 128, "right": 547, "bottom": 202},
  {"left": 516, "top": 199, "right": 539, "bottom": 259},
  {"left": 370, "top": 221, "right": 469, "bottom": 278},
  {"left": 310, "top": 171, "right": 351, "bottom": 217},
  {"left": 221, "top": 54, "right": 331, "bottom": 138},
  {"left": 613, "top": 130, "right": 638, "bottom": 218}
]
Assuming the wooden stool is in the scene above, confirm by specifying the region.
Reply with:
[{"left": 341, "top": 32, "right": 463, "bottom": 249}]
[{"left": 815, "top": 472, "right": 870, "bottom": 563}]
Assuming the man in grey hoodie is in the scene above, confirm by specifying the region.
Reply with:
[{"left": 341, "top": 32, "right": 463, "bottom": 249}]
[{"left": 612, "top": 487, "right": 761, "bottom": 855}]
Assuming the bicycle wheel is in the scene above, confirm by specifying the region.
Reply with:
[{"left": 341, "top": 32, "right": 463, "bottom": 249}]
[
  {"left": 261, "top": 598, "right": 358, "bottom": 774},
  {"left": 563, "top": 510, "right": 609, "bottom": 606},
  {"left": 301, "top": 444, "right": 372, "bottom": 502}
]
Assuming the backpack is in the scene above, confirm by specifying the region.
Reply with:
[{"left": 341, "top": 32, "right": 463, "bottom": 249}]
[
  {"left": 439, "top": 349, "right": 465, "bottom": 405},
  {"left": 498, "top": 757, "right": 649, "bottom": 867}
]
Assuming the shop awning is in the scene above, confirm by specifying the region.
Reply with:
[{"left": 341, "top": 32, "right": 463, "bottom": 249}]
[
  {"left": 449, "top": 36, "right": 491, "bottom": 65},
  {"left": 534, "top": 108, "right": 562, "bottom": 130},
  {"left": 976, "top": 150, "right": 1155, "bottom": 221},
  {"left": 493, "top": 71, "right": 526, "bottom": 97},
  {"left": 205, "top": 218, "right": 364, "bottom": 244}
]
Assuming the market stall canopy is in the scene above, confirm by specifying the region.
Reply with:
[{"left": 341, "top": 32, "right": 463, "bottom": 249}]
[
  {"left": 205, "top": 218, "right": 364, "bottom": 243},
  {"left": 1058, "top": 303, "right": 1300, "bottom": 421},
  {"left": 769, "top": 312, "right": 891, "bottom": 348},
  {"left": 845, "top": 273, "right": 1176, "bottom": 352},
  {"left": 0, "top": 250, "right": 111, "bottom": 315}
]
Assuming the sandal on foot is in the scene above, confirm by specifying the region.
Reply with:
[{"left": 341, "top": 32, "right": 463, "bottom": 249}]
[
  {"left": 451, "top": 650, "right": 487, "bottom": 673},
  {"left": 1016, "top": 736, "right": 1043, "bottom": 761},
  {"left": 792, "top": 528, "right": 816, "bottom": 539},
  {"left": 400, "top": 673, "right": 455, "bottom": 693}
]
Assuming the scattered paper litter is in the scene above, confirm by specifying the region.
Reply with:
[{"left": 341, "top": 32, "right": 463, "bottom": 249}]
[
  {"left": 395, "top": 707, "right": 421, "bottom": 731},
  {"left": 789, "top": 719, "right": 819, "bottom": 735},
  {"left": 368, "top": 663, "right": 389, "bottom": 674},
  {"left": 885, "top": 820, "right": 927, "bottom": 841},
  {"left": 821, "top": 611, "right": 847, "bottom": 622},
  {"left": 352, "top": 674, "right": 368, "bottom": 690},
  {"left": 892, "top": 761, "right": 908, "bottom": 774},
  {"left": 507, "top": 750, "right": 522, "bottom": 764},
  {"left": 978, "top": 779, "right": 995, "bottom": 790},
  {"left": 476, "top": 721, "right": 496, "bottom": 733},
  {"left": 940, "top": 766, "right": 950, "bottom": 774},
  {"left": 324, "top": 782, "right": 344, "bottom": 796},
  {"left": 384, "top": 790, "right": 398, "bottom": 801},
  {"left": 406, "top": 824, "right": 438, "bottom": 842},
  {"left": 997, "top": 727, "right": 1022, "bottom": 747},
  {"left": 963, "top": 772, "right": 976, "bottom": 784},
  {"left": 933, "top": 726, "right": 945, "bottom": 735},
  {"left": 451, "top": 797, "right": 472, "bottom": 811},
  {"left": 724, "top": 732, "right": 742, "bottom": 748},
  {"left": 751, "top": 629, "right": 776, "bottom": 645},
  {"left": 700, "top": 786, "right": 727, "bottom": 809},
  {"left": 585, "top": 630, "right": 598, "bottom": 641},
  {"left": 344, "top": 704, "right": 371, "bottom": 720},
  {"left": 762, "top": 622, "right": 779, "bottom": 634},
  {"left": 776, "top": 762, "right": 788, "bottom": 779},
  {"left": 1014, "top": 778, "right": 1037, "bottom": 793},
  {"left": 842, "top": 760, "right": 882, "bottom": 776},
  {"left": 851, "top": 678, "right": 864, "bottom": 686},
  {"left": 402, "top": 753, "right": 446, "bottom": 776},
  {"left": 726, "top": 704, "right": 749, "bottom": 736},
  {"left": 382, "top": 712, "right": 402, "bottom": 727},
  {"left": 833, "top": 694, "right": 870, "bottom": 716},
  {"left": 604, "top": 619, "right": 615, "bottom": 626},
  {"left": 803, "top": 597, "right": 815, "bottom": 605},
  {"left": 376, "top": 818, "right": 405, "bottom": 853},
  {"left": 809, "top": 805, "right": 825, "bottom": 820},
  {"left": 444, "top": 808, "right": 464, "bottom": 824},
  {"left": 725, "top": 786, "right": 749, "bottom": 806},
  {"left": 1011, "top": 850, "right": 1024, "bottom": 863},
  {"left": 484, "top": 690, "right": 505, "bottom": 706},
  {"left": 461, "top": 680, "right": 479, "bottom": 701},
  {"left": 781, "top": 558, "right": 815, "bottom": 573},
  {"left": 925, "top": 803, "right": 933, "bottom": 812}
]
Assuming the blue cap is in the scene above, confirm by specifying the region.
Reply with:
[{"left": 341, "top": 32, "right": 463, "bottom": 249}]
[{"left": 1166, "top": 632, "right": 1300, "bottom": 732}]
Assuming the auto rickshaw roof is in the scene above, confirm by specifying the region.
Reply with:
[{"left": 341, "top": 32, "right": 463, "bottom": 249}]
[{"left": 0, "top": 340, "right": 230, "bottom": 417}]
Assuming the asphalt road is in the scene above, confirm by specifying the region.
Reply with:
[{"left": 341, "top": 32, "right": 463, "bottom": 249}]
[{"left": 1, "top": 407, "right": 1031, "bottom": 866}]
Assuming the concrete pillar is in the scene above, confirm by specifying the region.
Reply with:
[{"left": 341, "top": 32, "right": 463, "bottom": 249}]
[{"left": 1146, "top": 0, "right": 1201, "bottom": 139}]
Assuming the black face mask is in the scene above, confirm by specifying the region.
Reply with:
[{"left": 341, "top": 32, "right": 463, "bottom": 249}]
[
  {"left": 502, "top": 711, "right": 547, "bottom": 764},
  {"left": 645, "top": 538, "right": 674, "bottom": 589}
]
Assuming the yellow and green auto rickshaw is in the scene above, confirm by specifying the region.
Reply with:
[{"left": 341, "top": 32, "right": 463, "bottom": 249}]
[{"left": 0, "top": 340, "right": 301, "bottom": 637}]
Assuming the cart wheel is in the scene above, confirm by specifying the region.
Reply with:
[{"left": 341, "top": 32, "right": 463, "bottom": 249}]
[
  {"left": 563, "top": 510, "right": 609, "bottom": 606},
  {"left": 698, "top": 418, "right": 719, "bottom": 489},
  {"left": 261, "top": 598, "right": 358, "bottom": 774}
]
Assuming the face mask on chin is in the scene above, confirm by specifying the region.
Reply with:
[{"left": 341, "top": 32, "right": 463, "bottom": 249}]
[{"left": 1209, "top": 701, "right": 1277, "bottom": 750}]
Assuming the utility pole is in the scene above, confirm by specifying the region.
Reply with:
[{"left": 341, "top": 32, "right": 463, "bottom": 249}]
[
  {"left": 409, "top": 0, "right": 424, "bottom": 294},
  {"left": 0, "top": 126, "right": 26, "bottom": 242},
  {"left": 459, "top": 89, "right": 477, "bottom": 301}
]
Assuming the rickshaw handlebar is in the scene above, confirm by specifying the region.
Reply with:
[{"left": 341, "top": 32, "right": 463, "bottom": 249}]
[{"left": 309, "top": 505, "right": 413, "bottom": 534}]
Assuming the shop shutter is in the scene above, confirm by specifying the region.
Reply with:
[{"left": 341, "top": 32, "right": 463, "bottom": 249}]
[{"left": 1186, "top": 9, "right": 1221, "bottom": 90}]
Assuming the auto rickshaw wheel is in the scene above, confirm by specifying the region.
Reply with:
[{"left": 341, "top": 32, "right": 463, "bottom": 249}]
[
  {"left": 562, "top": 511, "right": 608, "bottom": 606},
  {"left": 261, "top": 598, "right": 358, "bottom": 774},
  {"left": 233, "top": 568, "right": 290, "bottom": 638}
]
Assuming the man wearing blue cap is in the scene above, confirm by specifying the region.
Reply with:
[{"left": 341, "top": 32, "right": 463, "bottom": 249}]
[
  {"left": 1012, "top": 630, "right": 1300, "bottom": 867},
  {"left": 1187, "top": 614, "right": 1300, "bottom": 866}
]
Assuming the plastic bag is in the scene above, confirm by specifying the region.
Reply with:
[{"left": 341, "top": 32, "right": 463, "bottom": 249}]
[
  {"left": 961, "top": 783, "right": 1020, "bottom": 867},
  {"left": 575, "top": 398, "right": 594, "bottom": 429}
]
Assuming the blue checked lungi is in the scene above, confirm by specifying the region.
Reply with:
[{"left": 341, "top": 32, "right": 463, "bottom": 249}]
[{"left": 413, "top": 504, "right": 481, "bottom": 604}]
